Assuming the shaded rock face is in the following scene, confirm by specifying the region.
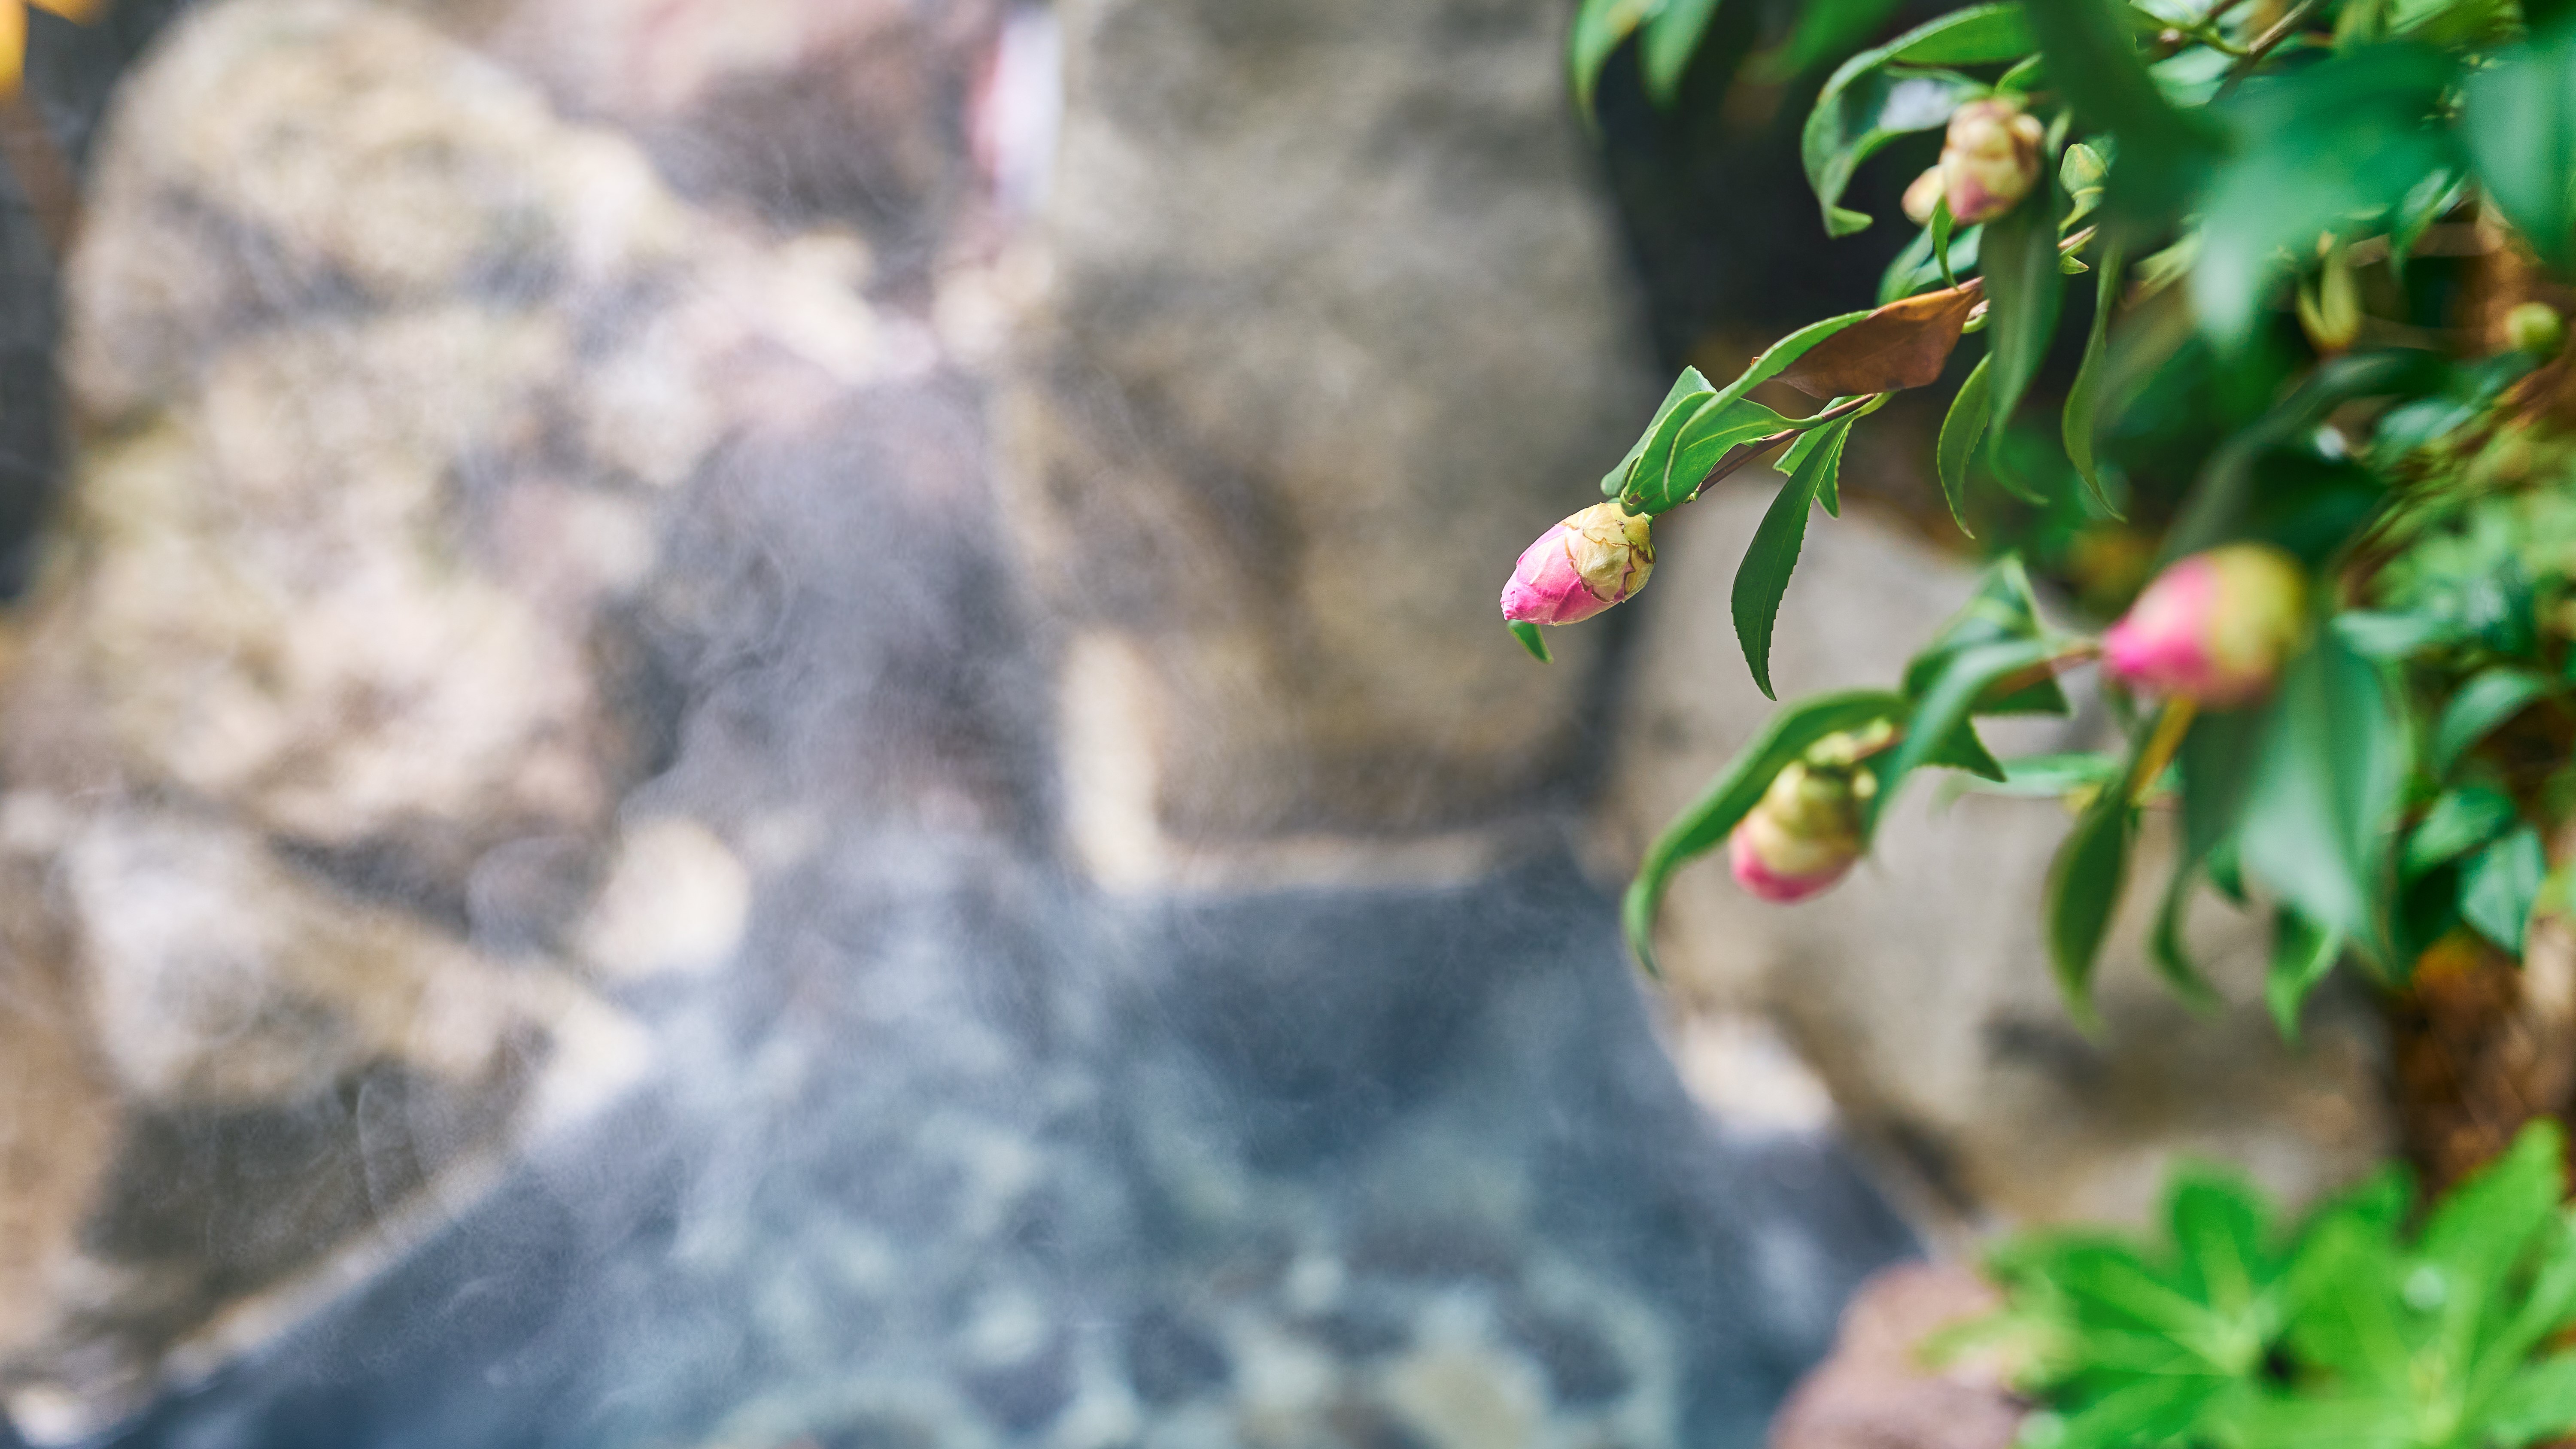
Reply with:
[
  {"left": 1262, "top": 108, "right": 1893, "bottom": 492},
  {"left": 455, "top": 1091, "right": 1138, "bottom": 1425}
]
[
  {"left": 0, "top": 0, "right": 1030, "bottom": 1431},
  {"left": 997, "top": 0, "right": 1660, "bottom": 878},
  {"left": 0, "top": 0, "right": 1923, "bottom": 1444},
  {"left": 1602, "top": 485, "right": 2395, "bottom": 1240}
]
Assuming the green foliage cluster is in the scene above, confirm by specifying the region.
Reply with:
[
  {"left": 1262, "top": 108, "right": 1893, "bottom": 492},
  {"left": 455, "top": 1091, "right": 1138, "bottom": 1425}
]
[
  {"left": 1975, "top": 1121, "right": 2576, "bottom": 1449},
  {"left": 1548, "top": 0, "right": 2576, "bottom": 1034}
]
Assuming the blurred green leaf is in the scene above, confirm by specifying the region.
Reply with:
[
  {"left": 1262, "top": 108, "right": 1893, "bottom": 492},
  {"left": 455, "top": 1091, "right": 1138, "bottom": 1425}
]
[
  {"left": 1732, "top": 419, "right": 1855, "bottom": 699},
  {"left": 1876, "top": 636, "right": 2063, "bottom": 837},
  {"left": 2460, "top": 824, "right": 2546, "bottom": 954},
  {"left": 1982, "top": 175, "right": 2069, "bottom": 440},
  {"left": 2151, "top": 854, "right": 2221, "bottom": 1008},
  {"left": 1938, "top": 352, "right": 1993, "bottom": 531},
  {"left": 2266, "top": 908, "right": 2342, "bottom": 1040},
  {"left": 2064, "top": 239, "right": 2128, "bottom": 519},
  {"left": 2046, "top": 769, "right": 2134, "bottom": 1028},
  {"left": 2181, "top": 705, "right": 2267, "bottom": 861},
  {"left": 2462, "top": 25, "right": 2576, "bottom": 270},
  {"left": 2334, "top": 608, "right": 2461, "bottom": 661},
  {"left": 2403, "top": 785, "right": 2519, "bottom": 875},
  {"left": 2022, "top": 0, "right": 2223, "bottom": 230},
  {"left": 2238, "top": 630, "right": 2406, "bottom": 956},
  {"left": 2431, "top": 667, "right": 2547, "bottom": 777},
  {"left": 1641, "top": 0, "right": 1724, "bottom": 103},
  {"left": 1571, "top": 0, "right": 1655, "bottom": 121},
  {"left": 1904, "top": 555, "right": 2072, "bottom": 715},
  {"left": 2491, "top": 1356, "right": 2576, "bottom": 1449},
  {"left": 1959, "top": 750, "right": 2123, "bottom": 796},
  {"left": 2193, "top": 46, "right": 2458, "bottom": 350},
  {"left": 1771, "top": 0, "right": 1907, "bottom": 81},
  {"left": 1625, "top": 690, "right": 1911, "bottom": 974}
]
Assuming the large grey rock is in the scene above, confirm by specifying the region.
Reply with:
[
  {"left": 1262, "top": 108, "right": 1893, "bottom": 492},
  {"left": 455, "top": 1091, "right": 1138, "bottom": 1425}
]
[
  {"left": 1602, "top": 483, "right": 2394, "bottom": 1239},
  {"left": 0, "top": 0, "right": 952, "bottom": 1431},
  {"left": 997, "top": 0, "right": 1659, "bottom": 885}
]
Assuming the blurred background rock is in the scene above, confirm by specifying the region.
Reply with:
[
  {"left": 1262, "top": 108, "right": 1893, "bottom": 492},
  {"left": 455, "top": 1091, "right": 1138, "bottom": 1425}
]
[{"left": 0, "top": 0, "right": 2388, "bottom": 1445}]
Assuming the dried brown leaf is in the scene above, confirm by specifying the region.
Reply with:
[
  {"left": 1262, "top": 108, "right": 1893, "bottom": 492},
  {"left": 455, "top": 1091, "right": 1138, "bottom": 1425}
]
[{"left": 1777, "top": 281, "right": 1985, "bottom": 399}]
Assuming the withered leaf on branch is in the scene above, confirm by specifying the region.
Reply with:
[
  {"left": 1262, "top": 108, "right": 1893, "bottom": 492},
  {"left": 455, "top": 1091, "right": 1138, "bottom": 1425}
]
[{"left": 1777, "top": 281, "right": 1985, "bottom": 399}]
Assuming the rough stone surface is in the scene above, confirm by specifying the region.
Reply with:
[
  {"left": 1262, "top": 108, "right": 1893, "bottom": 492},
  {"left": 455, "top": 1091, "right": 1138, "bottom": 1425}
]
[
  {"left": 996, "top": 0, "right": 1659, "bottom": 878},
  {"left": 1602, "top": 484, "right": 2396, "bottom": 1239},
  {"left": 0, "top": 0, "right": 955, "bottom": 1431},
  {"left": 0, "top": 2, "right": 1924, "bottom": 1446}
]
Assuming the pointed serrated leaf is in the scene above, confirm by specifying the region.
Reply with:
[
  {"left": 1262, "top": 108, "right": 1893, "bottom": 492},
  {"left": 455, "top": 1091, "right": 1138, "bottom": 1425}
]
[{"left": 1732, "top": 419, "right": 1854, "bottom": 698}]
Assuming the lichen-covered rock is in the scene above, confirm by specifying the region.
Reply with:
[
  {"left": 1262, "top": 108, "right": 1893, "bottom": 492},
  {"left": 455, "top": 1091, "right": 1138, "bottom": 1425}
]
[
  {"left": 1604, "top": 484, "right": 2394, "bottom": 1238},
  {"left": 996, "top": 0, "right": 1659, "bottom": 880},
  {"left": 0, "top": 0, "right": 937, "bottom": 1431}
]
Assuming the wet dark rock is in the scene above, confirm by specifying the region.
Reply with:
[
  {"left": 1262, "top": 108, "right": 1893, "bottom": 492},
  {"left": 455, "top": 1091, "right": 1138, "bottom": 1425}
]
[{"left": 1123, "top": 1305, "right": 1230, "bottom": 1406}]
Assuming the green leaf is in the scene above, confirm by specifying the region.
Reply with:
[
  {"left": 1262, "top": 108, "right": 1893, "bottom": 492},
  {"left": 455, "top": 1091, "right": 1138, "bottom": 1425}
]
[
  {"left": 2061, "top": 139, "right": 2111, "bottom": 228},
  {"left": 1508, "top": 619, "right": 1552, "bottom": 663},
  {"left": 1634, "top": 396, "right": 1797, "bottom": 513},
  {"left": 1602, "top": 368, "right": 1713, "bottom": 497},
  {"left": 1803, "top": 64, "right": 1984, "bottom": 236},
  {"left": 2020, "top": 0, "right": 2223, "bottom": 229},
  {"left": 1938, "top": 352, "right": 1992, "bottom": 532},
  {"left": 1571, "top": 0, "right": 1656, "bottom": 120},
  {"left": 2064, "top": 239, "right": 2128, "bottom": 519},
  {"left": 2461, "top": 825, "right": 2547, "bottom": 954},
  {"left": 1956, "top": 750, "right": 2123, "bottom": 797},
  {"left": 1874, "top": 637, "right": 2063, "bottom": 835},
  {"left": 2238, "top": 630, "right": 2406, "bottom": 956},
  {"left": 2151, "top": 854, "right": 2221, "bottom": 1008},
  {"left": 2431, "top": 667, "right": 2547, "bottom": 777},
  {"left": 2403, "top": 786, "right": 2519, "bottom": 876},
  {"left": 1981, "top": 174, "right": 2069, "bottom": 440},
  {"left": 2169, "top": 1169, "right": 2275, "bottom": 1317},
  {"left": 2490, "top": 1355, "right": 2576, "bottom": 1449},
  {"left": 2266, "top": 908, "right": 2342, "bottom": 1041},
  {"left": 1769, "top": 0, "right": 1907, "bottom": 81},
  {"left": 2165, "top": 352, "right": 2436, "bottom": 559},
  {"left": 1623, "top": 690, "right": 1910, "bottom": 974},
  {"left": 1642, "top": 0, "right": 1725, "bottom": 103},
  {"left": 2461, "top": 25, "right": 2576, "bottom": 270},
  {"left": 2192, "top": 46, "right": 2459, "bottom": 350},
  {"left": 1709, "top": 310, "right": 1876, "bottom": 413},
  {"left": 2419, "top": 1118, "right": 2564, "bottom": 1308},
  {"left": 1904, "top": 554, "right": 2072, "bottom": 715},
  {"left": 2047, "top": 782, "right": 2134, "bottom": 1030},
  {"left": 2335, "top": 608, "right": 2461, "bottom": 660},
  {"left": 1732, "top": 419, "right": 1855, "bottom": 699},
  {"left": 2180, "top": 705, "right": 2268, "bottom": 863}
]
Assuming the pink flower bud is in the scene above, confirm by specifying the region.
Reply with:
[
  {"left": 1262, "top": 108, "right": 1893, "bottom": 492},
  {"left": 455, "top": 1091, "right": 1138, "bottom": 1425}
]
[
  {"left": 1728, "top": 762, "right": 1868, "bottom": 904},
  {"left": 1499, "top": 501, "right": 1655, "bottom": 627},
  {"left": 2102, "top": 544, "right": 2308, "bottom": 709},
  {"left": 1902, "top": 165, "right": 1945, "bottom": 226},
  {"left": 1940, "top": 99, "right": 2045, "bottom": 226}
]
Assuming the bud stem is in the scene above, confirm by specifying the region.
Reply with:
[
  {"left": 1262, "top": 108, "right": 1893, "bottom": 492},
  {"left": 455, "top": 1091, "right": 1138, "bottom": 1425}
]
[{"left": 2129, "top": 698, "right": 2198, "bottom": 807}]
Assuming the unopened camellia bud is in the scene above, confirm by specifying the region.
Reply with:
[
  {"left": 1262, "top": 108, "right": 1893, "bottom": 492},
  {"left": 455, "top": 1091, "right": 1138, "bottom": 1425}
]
[
  {"left": 1729, "top": 760, "right": 1871, "bottom": 905},
  {"left": 1499, "top": 501, "right": 1654, "bottom": 627},
  {"left": 2506, "top": 301, "right": 2567, "bottom": 357},
  {"left": 1902, "top": 165, "right": 1945, "bottom": 227},
  {"left": 1940, "top": 98, "right": 2045, "bottom": 225},
  {"left": 2102, "top": 543, "right": 2308, "bottom": 709}
]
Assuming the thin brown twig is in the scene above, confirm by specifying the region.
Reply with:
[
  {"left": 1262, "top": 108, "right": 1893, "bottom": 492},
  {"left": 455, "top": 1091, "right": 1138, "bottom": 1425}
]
[
  {"left": 2221, "top": 0, "right": 2323, "bottom": 91},
  {"left": 1688, "top": 391, "right": 1886, "bottom": 498}
]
